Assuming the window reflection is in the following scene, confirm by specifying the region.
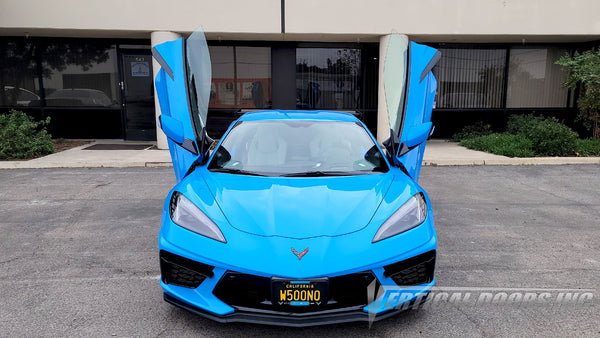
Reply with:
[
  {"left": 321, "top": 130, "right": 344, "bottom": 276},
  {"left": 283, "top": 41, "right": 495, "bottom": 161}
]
[
  {"left": 208, "top": 46, "right": 271, "bottom": 109},
  {"left": 0, "top": 40, "right": 40, "bottom": 107},
  {"left": 296, "top": 48, "right": 361, "bottom": 110},
  {"left": 40, "top": 42, "right": 119, "bottom": 107},
  {"left": 433, "top": 48, "right": 506, "bottom": 109},
  {"left": 506, "top": 47, "right": 569, "bottom": 108}
]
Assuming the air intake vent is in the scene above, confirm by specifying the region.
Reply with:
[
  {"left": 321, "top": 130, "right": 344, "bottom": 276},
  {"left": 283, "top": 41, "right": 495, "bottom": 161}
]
[
  {"left": 160, "top": 250, "right": 214, "bottom": 288},
  {"left": 383, "top": 250, "right": 435, "bottom": 286}
]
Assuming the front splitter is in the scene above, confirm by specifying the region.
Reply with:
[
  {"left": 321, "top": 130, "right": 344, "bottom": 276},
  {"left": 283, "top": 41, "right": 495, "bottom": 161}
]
[{"left": 164, "top": 292, "right": 422, "bottom": 327}]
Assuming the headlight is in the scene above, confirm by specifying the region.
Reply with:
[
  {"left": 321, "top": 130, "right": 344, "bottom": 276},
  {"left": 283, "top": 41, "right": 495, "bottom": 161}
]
[
  {"left": 169, "top": 191, "right": 226, "bottom": 243},
  {"left": 372, "top": 192, "right": 427, "bottom": 243}
]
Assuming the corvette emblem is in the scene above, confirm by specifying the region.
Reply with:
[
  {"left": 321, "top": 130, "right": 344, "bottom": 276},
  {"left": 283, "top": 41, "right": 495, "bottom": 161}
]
[{"left": 291, "top": 247, "right": 309, "bottom": 260}]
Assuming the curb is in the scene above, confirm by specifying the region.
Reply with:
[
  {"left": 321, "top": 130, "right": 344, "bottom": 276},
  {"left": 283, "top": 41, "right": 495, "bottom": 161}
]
[
  {"left": 424, "top": 157, "right": 600, "bottom": 166},
  {"left": 2, "top": 159, "right": 597, "bottom": 169},
  {"left": 0, "top": 162, "right": 173, "bottom": 169},
  {"left": 145, "top": 162, "right": 173, "bottom": 168}
]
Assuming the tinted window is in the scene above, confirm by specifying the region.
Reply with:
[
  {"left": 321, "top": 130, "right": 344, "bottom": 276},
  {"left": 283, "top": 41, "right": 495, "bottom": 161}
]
[
  {"left": 41, "top": 41, "right": 119, "bottom": 107},
  {"left": 433, "top": 48, "right": 506, "bottom": 109},
  {"left": 296, "top": 48, "right": 361, "bottom": 110},
  {"left": 208, "top": 46, "right": 271, "bottom": 109},
  {"left": 507, "top": 47, "right": 569, "bottom": 108},
  {"left": 0, "top": 40, "right": 39, "bottom": 107}
]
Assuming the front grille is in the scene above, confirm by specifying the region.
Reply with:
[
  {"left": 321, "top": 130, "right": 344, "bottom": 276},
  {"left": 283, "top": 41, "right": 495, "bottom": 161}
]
[
  {"left": 160, "top": 250, "right": 214, "bottom": 288},
  {"left": 213, "top": 271, "right": 376, "bottom": 313},
  {"left": 383, "top": 250, "right": 436, "bottom": 286}
]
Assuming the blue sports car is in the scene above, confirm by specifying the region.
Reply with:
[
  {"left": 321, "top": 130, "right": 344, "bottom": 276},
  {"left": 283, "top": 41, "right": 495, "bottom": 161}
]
[{"left": 153, "top": 27, "right": 439, "bottom": 326}]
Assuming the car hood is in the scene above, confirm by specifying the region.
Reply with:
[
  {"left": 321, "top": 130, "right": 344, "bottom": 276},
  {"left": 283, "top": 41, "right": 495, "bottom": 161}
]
[{"left": 201, "top": 172, "right": 393, "bottom": 239}]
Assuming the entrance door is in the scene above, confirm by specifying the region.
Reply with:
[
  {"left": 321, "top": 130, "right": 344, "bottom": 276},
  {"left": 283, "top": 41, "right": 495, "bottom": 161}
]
[{"left": 121, "top": 51, "right": 156, "bottom": 140}]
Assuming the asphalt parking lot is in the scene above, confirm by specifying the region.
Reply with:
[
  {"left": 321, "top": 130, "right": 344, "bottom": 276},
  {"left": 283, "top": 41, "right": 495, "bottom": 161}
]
[{"left": 0, "top": 165, "right": 598, "bottom": 337}]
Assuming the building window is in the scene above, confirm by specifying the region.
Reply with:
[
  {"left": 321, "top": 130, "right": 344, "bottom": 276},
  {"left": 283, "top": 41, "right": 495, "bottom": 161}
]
[
  {"left": 296, "top": 48, "right": 361, "bottom": 110},
  {"left": 433, "top": 48, "right": 506, "bottom": 109},
  {"left": 40, "top": 41, "right": 119, "bottom": 108},
  {"left": 506, "top": 47, "right": 570, "bottom": 108},
  {"left": 208, "top": 46, "right": 271, "bottom": 109},
  {"left": 0, "top": 40, "right": 40, "bottom": 107}
]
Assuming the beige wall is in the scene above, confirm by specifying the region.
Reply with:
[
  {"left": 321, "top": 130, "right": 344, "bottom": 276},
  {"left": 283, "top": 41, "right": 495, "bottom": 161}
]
[
  {"left": 1, "top": 0, "right": 599, "bottom": 42},
  {"left": 0, "top": 0, "right": 281, "bottom": 38},
  {"left": 285, "top": 0, "right": 600, "bottom": 41}
]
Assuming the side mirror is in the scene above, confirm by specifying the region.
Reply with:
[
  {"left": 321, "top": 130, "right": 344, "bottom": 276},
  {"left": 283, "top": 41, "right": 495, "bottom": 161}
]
[
  {"left": 211, "top": 147, "right": 231, "bottom": 167},
  {"left": 405, "top": 122, "right": 433, "bottom": 148},
  {"left": 397, "top": 122, "right": 433, "bottom": 157},
  {"left": 160, "top": 114, "right": 185, "bottom": 144}
]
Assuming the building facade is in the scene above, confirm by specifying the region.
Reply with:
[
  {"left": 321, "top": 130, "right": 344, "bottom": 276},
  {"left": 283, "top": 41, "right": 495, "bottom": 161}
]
[{"left": 1, "top": 0, "right": 599, "bottom": 146}]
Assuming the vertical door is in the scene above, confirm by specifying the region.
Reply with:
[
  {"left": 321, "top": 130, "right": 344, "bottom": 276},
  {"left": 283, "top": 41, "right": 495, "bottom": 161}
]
[
  {"left": 152, "top": 27, "right": 212, "bottom": 182},
  {"left": 121, "top": 51, "right": 156, "bottom": 140},
  {"left": 383, "top": 33, "right": 439, "bottom": 181}
]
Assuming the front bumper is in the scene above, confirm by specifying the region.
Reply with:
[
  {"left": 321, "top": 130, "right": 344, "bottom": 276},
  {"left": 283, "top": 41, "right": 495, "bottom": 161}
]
[{"left": 159, "top": 248, "right": 436, "bottom": 327}]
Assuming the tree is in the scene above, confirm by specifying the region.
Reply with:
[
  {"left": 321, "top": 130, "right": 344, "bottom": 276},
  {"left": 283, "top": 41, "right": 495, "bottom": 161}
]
[{"left": 556, "top": 50, "right": 600, "bottom": 139}]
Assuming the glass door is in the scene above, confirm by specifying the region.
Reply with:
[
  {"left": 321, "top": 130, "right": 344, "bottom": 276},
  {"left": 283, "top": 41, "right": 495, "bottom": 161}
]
[{"left": 120, "top": 51, "right": 156, "bottom": 140}]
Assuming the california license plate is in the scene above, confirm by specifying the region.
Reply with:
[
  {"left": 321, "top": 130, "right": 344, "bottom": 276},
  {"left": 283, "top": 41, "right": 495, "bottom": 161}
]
[{"left": 271, "top": 277, "right": 329, "bottom": 307}]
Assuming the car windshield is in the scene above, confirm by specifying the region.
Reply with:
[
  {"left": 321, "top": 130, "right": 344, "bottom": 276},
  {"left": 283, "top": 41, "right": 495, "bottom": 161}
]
[{"left": 208, "top": 120, "right": 389, "bottom": 176}]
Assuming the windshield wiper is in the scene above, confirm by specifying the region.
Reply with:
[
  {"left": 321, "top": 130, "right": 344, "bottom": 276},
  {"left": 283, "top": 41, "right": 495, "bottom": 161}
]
[
  {"left": 281, "top": 171, "right": 367, "bottom": 177},
  {"left": 209, "top": 168, "right": 266, "bottom": 176}
]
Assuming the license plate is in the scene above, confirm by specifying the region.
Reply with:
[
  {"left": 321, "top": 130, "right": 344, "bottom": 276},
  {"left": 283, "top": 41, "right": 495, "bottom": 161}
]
[{"left": 271, "top": 277, "right": 328, "bottom": 307}]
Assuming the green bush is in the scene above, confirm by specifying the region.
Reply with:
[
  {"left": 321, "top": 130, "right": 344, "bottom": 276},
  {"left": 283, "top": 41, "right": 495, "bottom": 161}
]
[
  {"left": 457, "top": 114, "right": 589, "bottom": 157},
  {"left": 450, "top": 121, "right": 493, "bottom": 142},
  {"left": 507, "top": 114, "right": 578, "bottom": 156},
  {"left": 460, "top": 133, "right": 534, "bottom": 157},
  {"left": 0, "top": 109, "right": 55, "bottom": 160},
  {"left": 507, "top": 114, "right": 547, "bottom": 135},
  {"left": 527, "top": 119, "right": 578, "bottom": 156},
  {"left": 575, "top": 139, "right": 600, "bottom": 156}
]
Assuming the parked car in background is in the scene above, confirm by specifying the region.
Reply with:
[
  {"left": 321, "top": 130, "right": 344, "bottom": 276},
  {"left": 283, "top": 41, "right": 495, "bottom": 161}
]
[
  {"left": 2, "top": 86, "right": 40, "bottom": 106},
  {"left": 44, "top": 88, "right": 116, "bottom": 107}
]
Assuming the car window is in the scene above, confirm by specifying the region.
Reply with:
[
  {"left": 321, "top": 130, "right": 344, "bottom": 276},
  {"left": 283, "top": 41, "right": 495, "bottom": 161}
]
[{"left": 208, "top": 120, "right": 388, "bottom": 176}]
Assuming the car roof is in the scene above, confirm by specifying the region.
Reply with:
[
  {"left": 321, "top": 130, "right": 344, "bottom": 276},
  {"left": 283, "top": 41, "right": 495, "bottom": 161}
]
[{"left": 237, "top": 110, "right": 361, "bottom": 122}]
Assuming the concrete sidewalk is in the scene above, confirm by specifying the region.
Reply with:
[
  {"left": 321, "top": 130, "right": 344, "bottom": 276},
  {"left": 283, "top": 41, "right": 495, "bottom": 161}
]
[
  {"left": 0, "top": 139, "right": 598, "bottom": 169},
  {"left": 0, "top": 140, "right": 171, "bottom": 169},
  {"left": 424, "top": 140, "right": 600, "bottom": 166}
]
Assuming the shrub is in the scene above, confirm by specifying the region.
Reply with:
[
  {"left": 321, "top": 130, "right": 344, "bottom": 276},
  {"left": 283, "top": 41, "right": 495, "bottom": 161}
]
[
  {"left": 450, "top": 121, "right": 493, "bottom": 142},
  {"left": 0, "top": 109, "right": 55, "bottom": 160},
  {"left": 507, "top": 114, "right": 578, "bottom": 156},
  {"left": 527, "top": 119, "right": 578, "bottom": 156},
  {"left": 575, "top": 139, "right": 600, "bottom": 156},
  {"left": 507, "top": 114, "right": 546, "bottom": 136},
  {"left": 460, "top": 133, "right": 534, "bottom": 157}
]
